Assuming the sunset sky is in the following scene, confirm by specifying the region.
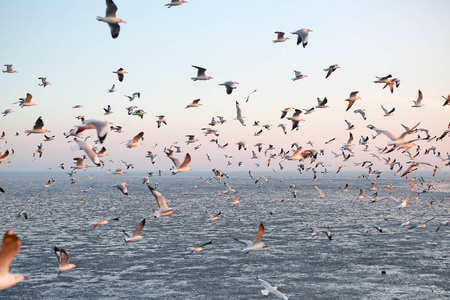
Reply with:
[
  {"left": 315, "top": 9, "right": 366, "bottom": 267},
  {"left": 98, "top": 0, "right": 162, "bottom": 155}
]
[{"left": 1, "top": 0, "right": 449, "bottom": 173}]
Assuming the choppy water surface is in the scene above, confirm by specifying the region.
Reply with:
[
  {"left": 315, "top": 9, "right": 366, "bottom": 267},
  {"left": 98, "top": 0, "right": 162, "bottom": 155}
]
[{"left": 0, "top": 171, "right": 449, "bottom": 299}]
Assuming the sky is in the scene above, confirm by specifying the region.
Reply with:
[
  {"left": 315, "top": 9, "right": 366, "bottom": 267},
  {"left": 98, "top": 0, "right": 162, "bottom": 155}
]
[{"left": 0, "top": 0, "right": 449, "bottom": 175}]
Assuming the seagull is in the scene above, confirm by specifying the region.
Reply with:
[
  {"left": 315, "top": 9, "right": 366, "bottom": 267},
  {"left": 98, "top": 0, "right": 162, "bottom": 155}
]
[
  {"left": 72, "top": 157, "right": 88, "bottom": 170},
  {"left": 97, "top": 0, "right": 126, "bottom": 39},
  {"left": 113, "top": 182, "right": 128, "bottom": 195},
  {"left": 189, "top": 241, "right": 213, "bottom": 253},
  {"left": 324, "top": 64, "right": 340, "bottom": 79},
  {"left": 123, "top": 219, "right": 145, "bottom": 242},
  {"left": 155, "top": 115, "right": 167, "bottom": 128},
  {"left": 17, "top": 211, "right": 27, "bottom": 220},
  {"left": 124, "top": 92, "right": 140, "bottom": 101},
  {"left": 345, "top": 91, "right": 361, "bottom": 111},
  {"left": 278, "top": 124, "right": 287, "bottom": 135},
  {"left": 125, "top": 131, "right": 144, "bottom": 148},
  {"left": 165, "top": 0, "right": 187, "bottom": 8},
  {"left": 286, "top": 109, "right": 304, "bottom": 130},
  {"left": 273, "top": 31, "right": 289, "bottom": 43},
  {"left": 108, "top": 84, "right": 116, "bottom": 93},
  {"left": 235, "top": 101, "right": 246, "bottom": 126},
  {"left": 75, "top": 119, "right": 110, "bottom": 144},
  {"left": 383, "top": 78, "right": 401, "bottom": 93},
  {"left": 310, "top": 227, "right": 332, "bottom": 240},
  {"left": 372, "top": 195, "right": 411, "bottom": 210},
  {"left": 54, "top": 247, "right": 76, "bottom": 275},
  {"left": 2, "top": 109, "right": 13, "bottom": 116},
  {"left": 219, "top": 81, "right": 239, "bottom": 95},
  {"left": 148, "top": 185, "right": 177, "bottom": 218},
  {"left": 2, "top": 64, "right": 17, "bottom": 73},
  {"left": 344, "top": 119, "right": 355, "bottom": 130},
  {"left": 191, "top": 65, "right": 212, "bottom": 81},
  {"left": 208, "top": 212, "right": 221, "bottom": 221},
  {"left": 90, "top": 217, "right": 119, "bottom": 228},
  {"left": 363, "top": 225, "right": 383, "bottom": 234},
  {"left": 412, "top": 90, "right": 424, "bottom": 107},
  {"left": 316, "top": 97, "right": 328, "bottom": 108},
  {"left": 14, "top": 93, "right": 36, "bottom": 107},
  {"left": 113, "top": 68, "right": 127, "bottom": 82},
  {"left": 38, "top": 77, "right": 51, "bottom": 87},
  {"left": 381, "top": 105, "right": 395, "bottom": 117},
  {"left": 185, "top": 135, "right": 198, "bottom": 144},
  {"left": 0, "top": 150, "right": 10, "bottom": 164},
  {"left": 354, "top": 109, "right": 367, "bottom": 120},
  {"left": 167, "top": 153, "right": 192, "bottom": 175},
  {"left": 231, "top": 195, "right": 240, "bottom": 205},
  {"left": 185, "top": 99, "right": 202, "bottom": 109},
  {"left": 291, "top": 28, "right": 312, "bottom": 47},
  {"left": 74, "top": 138, "right": 101, "bottom": 167},
  {"left": 0, "top": 231, "right": 27, "bottom": 290},
  {"left": 132, "top": 109, "right": 147, "bottom": 118},
  {"left": 234, "top": 223, "right": 267, "bottom": 254},
  {"left": 103, "top": 105, "right": 113, "bottom": 115},
  {"left": 291, "top": 70, "right": 307, "bottom": 81},
  {"left": 256, "top": 277, "right": 288, "bottom": 300},
  {"left": 25, "top": 116, "right": 50, "bottom": 135}
]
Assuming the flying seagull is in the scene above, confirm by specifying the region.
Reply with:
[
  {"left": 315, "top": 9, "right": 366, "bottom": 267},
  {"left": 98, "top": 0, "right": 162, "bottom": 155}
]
[
  {"left": 97, "top": 0, "right": 126, "bottom": 39},
  {"left": 256, "top": 277, "right": 288, "bottom": 300},
  {"left": 291, "top": 28, "right": 312, "bottom": 47},
  {"left": 234, "top": 223, "right": 267, "bottom": 254},
  {"left": 219, "top": 81, "right": 239, "bottom": 95},
  {"left": 113, "top": 68, "right": 127, "bottom": 82},
  {"left": 191, "top": 65, "right": 212, "bottom": 81},
  {"left": 345, "top": 91, "right": 361, "bottom": 111},
  {"left": 54, "top": 247, "right": 76, "bottom": 275},
  {"left": 123, "top": 219, "right": 145, "bottom": 242},
  {"left": 165, "top": 0, "right": 187, "bottom": 8},
  {"left": 273, "top": 31, "right": 289, "bottom": 43},
  {"left": 148, "top": 185, "right": 177, "bottom": 218},
  {"left": 324, "top": 64, "right": 340, "bottom": 79}
]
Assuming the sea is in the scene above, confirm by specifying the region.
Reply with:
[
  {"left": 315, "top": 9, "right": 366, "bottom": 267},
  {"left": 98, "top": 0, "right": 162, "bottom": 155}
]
[{"left": 0, "top": 170, "right": 449, "bottom": 299}]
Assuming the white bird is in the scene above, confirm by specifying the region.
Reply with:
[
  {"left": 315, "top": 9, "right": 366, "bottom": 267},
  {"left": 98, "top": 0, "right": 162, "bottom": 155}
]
[
  {"left": 2, "top": 109, "right": 13, "bottom": 116},
  {"left": 0, "top": 231, "right": 27, "bottom": 290},
  {"left": 108, "top": 84, "right": 116, "bottom": 93},
  {"left": 315, "top": 97, "right": 329, "bottom": 108},
  {"left": 381, "top": 105, "right": 395, "bottom": 117},
  {"left": 14, "top": 93, "right": 36, "bottom": 108},
  {"left": 324, "top": 64, "right": 340, "bottom": 79},
  {"left": 286, "top": 109, "right": 304, "bottom": 130},
  {"left": 148, "top": 185, "right": 177, "bottom": 218},
  {"left": 103, "top": 105, "right": 113, "bottom": 115},
  {"left": 344, "top": 119, "right": 354, "bottom": 130},
  {"left": 165, "top": 0, "right": 187, "bottom": 8},
  {"left": 123, "top": 219, "right": 145, "bottom": 242},
  {"left": 257, "top": 277, "right": 288, "bottom": 300},
  {"left": 155, "top": 115, "right": 167, "bottom": 128},
  {"left": 273, "top": 31, "right": 289, "bottom": 43},
  {"left": 234, "top": 223, "right": 267, "bottom": 254},
  {"left": 189, "top": 241, "right": 213, "bottom": 253},
  {"left": 124, "top": 92, "right": 140, "bottom": 101},
  {"left": 54, "top": 247, "right": 76, "bottom": 275},
  {"left": 223, "top": 182, "right": 237, "bottom": 194},
  {"left": 113, "top": 182, "right": 128, "bottom": 195},
  {"left": 235, "top": 101, "right": 246, "bottom": 126},
  {"left": 74, "top": 138, "right": 101, "bottom": 167},
  {"left": 75, "top": 119, "right": 110, "bottom": 144},
  {"left": 291, "top": 28, "right": 312, "bottom": 47},
  {"left": 125, "top": 131, "right": 144, "bottom": 148},
  {"left": 231, "top": 195, "right": 240, "bottom": 205},
  {"left": 185, "top": 99, "right": 202, "bottom": 109},
  {"left": 354, "top": 109, "right": 367, "bottom": 120},
  {"left": 72, "top": 157, "right": 88, "bottom": 170},
  {"left": 97, "top": 0, "right": 126, "bottom": 39},
  {"left": 412, "top": 90, "right": 424, "bottom": 107},
  {"left": 2, "top": 64, "right": 17, "bottom": 73},
  {"left": 167, "top": 153, "right": 192, "bottom": 175},
  {"left": 219, "top": 81, "right": 239, "bottom": 95},
  {"left": 435, "top": 220, "right": 449, "bottom": 232},
  {"left": 38, "top": 77, "right": 51, "bottom": 87},
  {"left": 345, "top": 91, "right": 361, "bottom": 111},
  {"left": 191, "top": 65, "right": 212, "bottom": 81},
  {"left": 291, "top": 70, "right": 307, "bottom": 81},
  {"left": 112, "top": 68, "right": 127, "bottom": 82},
  {"left": 278, "top": 123, "right": 287, "bottom": 135},
  {"left": 25, "top": 116, "right": 50, "bottom": 135},
  {"left": 310, "top": 227, "right": 332, "bottom": 240},
  {"left": 185, "top": 135, "right": 198, "bottom": 144},
  {"left": 363, "top": 225, "right": 383, "bottom": 234},
  {"left": 372, "top": 195, "right": 411, "bottom": 210}
]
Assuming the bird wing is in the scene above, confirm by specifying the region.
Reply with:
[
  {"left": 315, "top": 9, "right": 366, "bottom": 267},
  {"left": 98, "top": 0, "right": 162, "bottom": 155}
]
[
  {"left": 234, "top": 238, "right": 253, "bottom": 247},
  {"left": 179, "top": 153, "right": 191, "bottom": 169},
  {"left": 105, "top": 0, "right": 118, "bottom": 17},
  {"left": 199, "top": 240, "right": 213, "bottom": 248},
  {"left": 33, "top": 117, "right": 44, "bottom": 130},
  {"left": 253, "top": 223, "right": 265, "bottom": 245},
  {"left": 132, "top": 131, "right": 144, "bottom": 143},
  {"left": 54, "top": 247, "right": 70, "bottom": 267},
  {"left": 0, "top": 231, "right": 21, "bottom": 274},
  {"left": 148, "top": 185, "right": 168, "bottom": 210},
  {"left": 25, "top": 93, "right": 32, "bottom": 104},
  {"left": 132, "top": 219, "right": 145, "bottom": 237},
  {"left": 345, "top": 100, "right": 355, "bottom": 111}
]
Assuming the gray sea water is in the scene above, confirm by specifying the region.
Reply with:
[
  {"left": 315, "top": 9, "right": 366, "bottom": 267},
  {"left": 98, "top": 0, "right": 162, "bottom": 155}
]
[{"left": 0, "top": 171, "right": 449, "bottom": 299}]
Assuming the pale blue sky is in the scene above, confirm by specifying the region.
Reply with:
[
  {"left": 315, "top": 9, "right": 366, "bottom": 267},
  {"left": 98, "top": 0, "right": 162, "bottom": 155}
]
[{"left": 1, "top": 0, "right": 449, "bottom": 174}]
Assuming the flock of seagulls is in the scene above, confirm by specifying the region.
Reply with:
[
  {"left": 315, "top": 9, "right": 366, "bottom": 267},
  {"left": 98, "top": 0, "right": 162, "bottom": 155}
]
[{"left": 0, "top": 1, "right": 449, "bottom": 298}]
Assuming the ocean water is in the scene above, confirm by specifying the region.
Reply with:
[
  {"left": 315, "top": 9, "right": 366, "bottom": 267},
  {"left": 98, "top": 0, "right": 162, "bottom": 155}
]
[{"left": 0, "top": 171, "right": 449, "bottom": 299}]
